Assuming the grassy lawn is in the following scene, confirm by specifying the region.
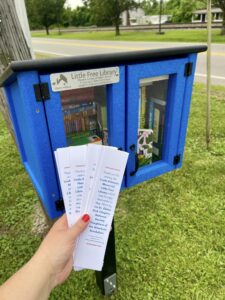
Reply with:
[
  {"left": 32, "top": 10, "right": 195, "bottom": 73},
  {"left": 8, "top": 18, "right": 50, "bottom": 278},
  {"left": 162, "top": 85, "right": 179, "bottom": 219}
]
[
  {"left": 32, "top": 29, "right": 225, "bottom": 43},
  {"left": 1, "top": 83, "right": 225, "bottom": 299}
]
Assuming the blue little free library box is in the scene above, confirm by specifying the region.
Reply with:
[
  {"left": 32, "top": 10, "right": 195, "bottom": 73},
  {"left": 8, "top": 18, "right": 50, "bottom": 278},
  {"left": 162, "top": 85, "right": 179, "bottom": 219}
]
[{"left": 0, "top": 46, "right": 207, "bottom": 220}]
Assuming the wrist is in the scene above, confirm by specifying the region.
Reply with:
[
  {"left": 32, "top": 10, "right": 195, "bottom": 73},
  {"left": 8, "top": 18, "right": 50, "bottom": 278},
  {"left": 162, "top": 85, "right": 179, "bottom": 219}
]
[
  {"left": 29, "top": 250, "right": 55, "bottom": 294},
  {"left": 0, "top": 251, "right": 54, "bottom": 300}
]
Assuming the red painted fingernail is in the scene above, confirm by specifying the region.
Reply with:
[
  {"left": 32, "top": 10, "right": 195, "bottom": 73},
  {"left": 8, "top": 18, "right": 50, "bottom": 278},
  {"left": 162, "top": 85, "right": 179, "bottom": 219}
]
[{"left": 82, "top": 214, "right": 90, "bottom": 223}]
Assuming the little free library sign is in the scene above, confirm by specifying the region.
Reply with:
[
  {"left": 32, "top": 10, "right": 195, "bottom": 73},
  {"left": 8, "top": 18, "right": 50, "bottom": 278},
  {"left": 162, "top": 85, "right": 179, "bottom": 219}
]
[{"left": 50, "top": 67, "right": 120, "bottom": 91}]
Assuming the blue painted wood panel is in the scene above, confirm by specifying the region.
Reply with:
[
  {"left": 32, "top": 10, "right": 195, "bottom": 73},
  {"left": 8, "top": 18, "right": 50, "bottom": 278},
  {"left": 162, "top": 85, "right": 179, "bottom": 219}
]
[
  {"left": 4, "top": 71, "right": 61, "bottom": 219},
  {"left": 176, "top": 53, "right": 197, "bottom": 168}
]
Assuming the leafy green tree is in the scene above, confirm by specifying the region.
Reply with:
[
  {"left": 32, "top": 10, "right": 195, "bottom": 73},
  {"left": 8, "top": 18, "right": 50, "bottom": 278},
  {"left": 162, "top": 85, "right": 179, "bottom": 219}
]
[
  {"left": 25, "top": 0, "right": 66, "bottom": 35},
  {"left": 165, "top": 0, "right": 197, "bottom": 23},
  {"left": 55, "top": 0, "right": 66, "bottom": 34},
  {"left": 25, "top": 0, "right": 42, "bottom": 29},
  {"left": 141, "top": 0, "right": 159, "bottom": 15},
  {"left": 71, "top": 6, "right": 91, "bottom": 26},
  {"left": 84, "top": 0, "right": 138, "bottom": 35},
  {"left": 62, "top": 7, "right": 73, "bottom": 27}
]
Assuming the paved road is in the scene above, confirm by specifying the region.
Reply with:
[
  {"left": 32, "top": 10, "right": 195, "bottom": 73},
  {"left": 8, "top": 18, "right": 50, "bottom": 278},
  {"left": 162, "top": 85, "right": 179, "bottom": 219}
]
[{"left": 32, "top": 38, "right": 225, "bottom": 86}]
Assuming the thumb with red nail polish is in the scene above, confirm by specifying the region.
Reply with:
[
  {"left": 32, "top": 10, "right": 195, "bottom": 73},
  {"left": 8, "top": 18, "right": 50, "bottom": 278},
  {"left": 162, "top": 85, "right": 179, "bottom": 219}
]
[
  {"left": 68, "top": 213, "right": 91, "bottom": 238},
  {"left": 32, "top": 213, "right": 91, "bottom": 291},
  {"left": 82, "top": 213, "right": 90, "bottom": 223}
]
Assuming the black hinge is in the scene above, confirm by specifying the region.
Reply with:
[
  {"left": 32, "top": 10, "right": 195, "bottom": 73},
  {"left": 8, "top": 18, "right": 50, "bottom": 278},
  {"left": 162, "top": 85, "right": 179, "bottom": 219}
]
[
  {"left": 173, "top": 154, "right": 181, "bottom": 165},
  {"left": 33, "top": 82, "right": 50, "bottom": 102},
  {"left": 184, "top": 62, "right": 193, "bottom": 77},
  {"left": 55, "top": 199, "right": 65, "bottom": 211}
]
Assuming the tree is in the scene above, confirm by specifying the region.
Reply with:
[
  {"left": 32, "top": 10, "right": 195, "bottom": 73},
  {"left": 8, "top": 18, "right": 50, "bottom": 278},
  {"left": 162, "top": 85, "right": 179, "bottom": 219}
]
[
  {"left": 62, "top": 7, "right": 73, "bottom": 27},
  {"left": 55, "top": 0, "right": 66, "bottom": 34},
  {"left": 25, "top": 0, "right": 66, "bottom": 35},
  {"left": 141, "top": 0, "right": 159, "bottom": 15},
  {"left": 71, "top": 6, "right": 91, "bottom": 27},
  {"left": 165, "top": 0, "right": 197, "bottom": 23},
  {"left": 25, "top": 0, "right": 42, "bottom": 29},
  {"left": 84, "top": 0, "right": 138, "bottom": 35}
]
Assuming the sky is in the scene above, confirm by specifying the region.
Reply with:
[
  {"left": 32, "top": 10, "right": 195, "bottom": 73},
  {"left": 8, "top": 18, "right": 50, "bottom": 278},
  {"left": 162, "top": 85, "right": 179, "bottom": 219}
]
[
  {"left": 66, "top": 0, "right": 84, "bottom": 9},
  {"left": 65, "top": 0, "right": 164, "bottom": 9},
  {"left": 65, "top": 0, "right": 163, "bottom": 9}
]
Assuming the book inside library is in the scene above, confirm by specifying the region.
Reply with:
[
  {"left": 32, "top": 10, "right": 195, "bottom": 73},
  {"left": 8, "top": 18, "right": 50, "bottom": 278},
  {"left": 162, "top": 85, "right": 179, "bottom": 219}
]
[
  {"left": 138, "top": 76, "right": 168, "bottom": 168},
  {"left": 60, "top": 85, "right": 108, "bottom": 147}
]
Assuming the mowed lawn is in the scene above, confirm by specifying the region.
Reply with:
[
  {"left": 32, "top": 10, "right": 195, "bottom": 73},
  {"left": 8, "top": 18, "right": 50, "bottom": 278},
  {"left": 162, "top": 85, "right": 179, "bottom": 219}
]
[
  {"left": 32, "top": 29, "right": 225, "bottom": 43},
  {"left": 1, "top": 83, "right": 225, "bottom": 299}
]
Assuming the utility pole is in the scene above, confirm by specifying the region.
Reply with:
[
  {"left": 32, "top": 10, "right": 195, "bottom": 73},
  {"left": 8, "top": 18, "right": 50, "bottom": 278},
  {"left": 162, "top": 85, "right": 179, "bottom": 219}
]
[
  {"left": 157, "top": 0, "right": 164, "bottom": 35},
  {"left": 206, "top": 0, "right": 211, "bottom": 149}
]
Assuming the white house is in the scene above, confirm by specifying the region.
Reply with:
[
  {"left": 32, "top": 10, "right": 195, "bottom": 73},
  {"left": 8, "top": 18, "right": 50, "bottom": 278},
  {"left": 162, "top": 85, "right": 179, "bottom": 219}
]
[
  {"left": 121, "top": 8, "right": 145, "bottom": 26},
  {"left": 121, "top": 8, "right": 171, "bottom": 26},
  {"left": 192, "top": 8, "right": 223, "bottom": 23},
  {"left": 143, "top": 15, "right": 172, "bottom": 25}
]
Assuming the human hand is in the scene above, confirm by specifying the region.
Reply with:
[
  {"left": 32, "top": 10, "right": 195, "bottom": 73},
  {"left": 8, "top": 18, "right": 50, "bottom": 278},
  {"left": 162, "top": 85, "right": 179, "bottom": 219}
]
[
  {"left": 33, "top": 213, "right": 90, "bottom": 290},
  {"left": 0, "top": 214, "right": 90, "bottom": 300}
]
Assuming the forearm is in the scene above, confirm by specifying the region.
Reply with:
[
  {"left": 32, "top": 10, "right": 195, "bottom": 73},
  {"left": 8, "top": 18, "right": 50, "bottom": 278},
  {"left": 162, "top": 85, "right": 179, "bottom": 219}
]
[
  {"left": 0, "top": 252, "right": 53, "bottom": 300},
  {"left": 0, "top": 214, "right": 89, "bottom": 299}
]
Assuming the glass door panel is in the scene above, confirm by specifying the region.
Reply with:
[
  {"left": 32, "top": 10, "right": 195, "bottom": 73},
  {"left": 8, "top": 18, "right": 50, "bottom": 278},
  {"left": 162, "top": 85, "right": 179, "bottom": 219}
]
[
  {"left": 60, "top": 85, "right": 108, "bottom": 146},
  {"left": 138, "top": 75, "right": 169, "bottom": 167}
]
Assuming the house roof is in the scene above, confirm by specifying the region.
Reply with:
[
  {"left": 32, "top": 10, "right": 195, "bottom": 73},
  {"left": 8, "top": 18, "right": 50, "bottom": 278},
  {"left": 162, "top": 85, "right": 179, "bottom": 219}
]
[{"left": 193, "top": 8, "right": 222, "bottom": 14}]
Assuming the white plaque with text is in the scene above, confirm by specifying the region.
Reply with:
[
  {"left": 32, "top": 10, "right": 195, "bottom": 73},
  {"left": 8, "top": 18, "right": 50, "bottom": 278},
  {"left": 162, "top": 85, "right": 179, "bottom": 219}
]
[{"left": 50, "top": 67, "right": 120, "bottom": 91}]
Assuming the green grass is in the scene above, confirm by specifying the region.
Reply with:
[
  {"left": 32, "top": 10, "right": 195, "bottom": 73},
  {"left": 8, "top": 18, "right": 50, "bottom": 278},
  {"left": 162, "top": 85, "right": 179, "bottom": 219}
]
[
  {"left": 32, "top": 29, "right": 225, "bottom": 43},
  {"left": 1, "top": 83, "right": 225, "bottom": 299},
  {"left": 35, "top": 52, "right": 61, "bottom": 59}
]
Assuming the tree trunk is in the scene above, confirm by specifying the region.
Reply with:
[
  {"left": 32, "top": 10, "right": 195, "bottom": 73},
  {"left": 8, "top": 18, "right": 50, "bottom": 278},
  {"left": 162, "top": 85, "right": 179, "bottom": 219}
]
[
  {"left": 46, "top": 26, "right": 50, "bottom": 35},
  {"left": 115, "top": 22, "right": 120, "bottom": 36},
  {"left": 0, "top": 0, "right": 32, "bottom": 139},
  {"left": 58, "top": 24, "right": 61, "bottom": 35}
]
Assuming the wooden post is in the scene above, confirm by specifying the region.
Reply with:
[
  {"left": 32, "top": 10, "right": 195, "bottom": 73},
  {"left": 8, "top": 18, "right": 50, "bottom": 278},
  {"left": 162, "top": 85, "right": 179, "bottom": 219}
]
[
  {"left": 157, "top": 0, "right": 164, "bottom": 35},
  {"left": 0, "top": 0, "right": 32, "bottom": 137},
  {"left": 0, "top": 1, "right": 54, "bottom": 229},
  {"left": 206, "top": 0, "right": 211, "bottom": 149}
]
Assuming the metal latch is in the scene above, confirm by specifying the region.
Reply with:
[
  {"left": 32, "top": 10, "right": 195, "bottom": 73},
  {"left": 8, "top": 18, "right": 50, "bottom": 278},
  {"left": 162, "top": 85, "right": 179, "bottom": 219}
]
[
  {"left": 184, "top": 62, "right": 193, "bottom": 77},
  {"left": 173, "top": 154, "right": 181, "bottom": 165},
  {"left": 55, "top": 199, "right": 64, "bottom": 211},
  {"left": 34, "top": 82, "right": 50, "bottom": 102}
]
